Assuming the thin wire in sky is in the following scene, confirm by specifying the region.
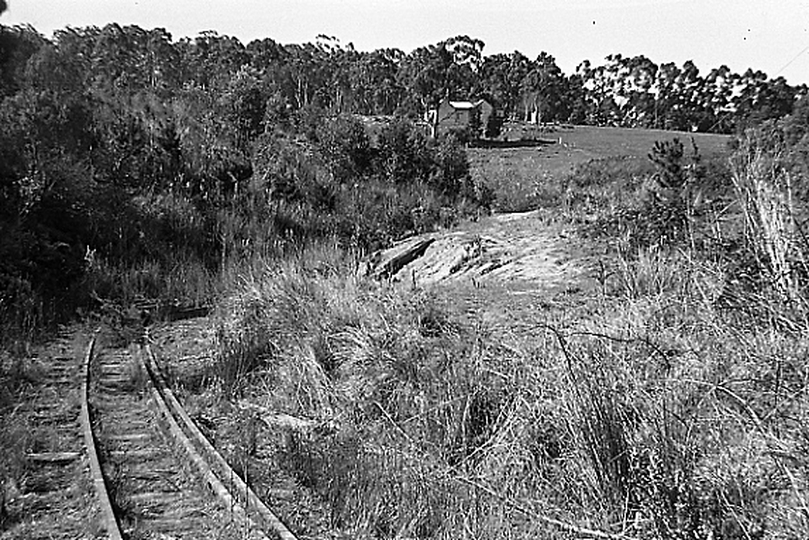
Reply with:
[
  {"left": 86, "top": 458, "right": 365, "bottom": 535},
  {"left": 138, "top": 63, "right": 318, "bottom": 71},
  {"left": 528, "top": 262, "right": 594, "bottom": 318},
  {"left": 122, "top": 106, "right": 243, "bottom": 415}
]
[{"left": 774, "top": 43, "right": 809, "bottom": 77}]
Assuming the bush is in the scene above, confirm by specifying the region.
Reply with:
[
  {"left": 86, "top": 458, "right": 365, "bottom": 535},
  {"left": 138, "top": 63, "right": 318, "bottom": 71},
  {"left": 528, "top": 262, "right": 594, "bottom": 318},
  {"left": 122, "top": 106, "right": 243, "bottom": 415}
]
[
  {"left": 313, "top": 115, "right": 373, "bottom": 184},
  {"left": 567, "top": 155, "right": 654, "bottom": 212}
]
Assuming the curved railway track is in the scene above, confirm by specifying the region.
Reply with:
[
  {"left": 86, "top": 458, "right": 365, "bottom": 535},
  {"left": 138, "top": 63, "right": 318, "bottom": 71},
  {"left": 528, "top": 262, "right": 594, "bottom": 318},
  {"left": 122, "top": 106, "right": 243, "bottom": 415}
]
[
  {"left": 2, "top": 326, "right": 299, "bottom": 540},
  {"left": 86, "top": 328, "right": 301, "bottom": 540}
]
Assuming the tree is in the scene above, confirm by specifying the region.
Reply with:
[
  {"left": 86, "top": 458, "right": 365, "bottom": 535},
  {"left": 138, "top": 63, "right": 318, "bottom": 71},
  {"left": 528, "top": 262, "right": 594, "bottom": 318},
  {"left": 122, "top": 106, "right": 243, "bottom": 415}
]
[
  {"left": 783, "top": 92, "right": 809, "bottom": 145},
  {"left": 177, "top": 31, "right": 248, "bottom": 89},
  {"left": 313, "top": 114, "right": 372, "bottom": 184},
  {"left": 578, "top": 58, "right": 622, "bottom": 125},
  {"left": 220, "top": 66, "right": 267, "bottom": 148},
  {"left": 0, "top": 86, "right": 95, "bottom": 296},
  {"left": 0, "top": 25, "right": 46, "bottom": 97},
  {"left": 246, "top": 37, "right": 284, "bottom": 71},
  {"left": 654, "top": 61, "right": 682, "bottom": 129},
  {"left": 399, "top": 36, "right": 485, "bottom": 129},
  {"left": 623, "top": 55, "right": 658, "bottom": 127},
  {"left": 374, "top": 118, "right": 433, "bottom": 184},
  {"left": 520, "top": 52, "right": 565, "bottom": 124},
  {"left": 479, "top": 51, "right": 531, "bottom": 119},
  {"left": 346, "top": 48, "right": 405, "bottom": 115},
  {"left": 701, "top": 65, "right": 736, "bottom": 133},
  {"left": 735, "top": 72, "right": 797, "bottom": 128},
  {"left": 562, "top": 72, "right": 588, "bottom": 124},
  {"left": 277, "top": 42, "right": 328, "bottom": 110},
  {"left": 400, "top": 42, "right": 454, "bottom": 120}
]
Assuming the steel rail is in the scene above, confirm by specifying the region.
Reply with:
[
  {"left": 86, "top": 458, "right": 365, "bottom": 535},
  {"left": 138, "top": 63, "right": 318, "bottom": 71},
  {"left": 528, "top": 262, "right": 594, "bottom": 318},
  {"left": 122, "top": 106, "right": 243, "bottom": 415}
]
[
  {"left": 79, "top": 332, "right": 125, "bottom": 540},
  {"left": 136, "top": 344, "right": 270, "bottom": 540},
  {"left": 142, "top": 341, "right": 298, "bottom": 540}
]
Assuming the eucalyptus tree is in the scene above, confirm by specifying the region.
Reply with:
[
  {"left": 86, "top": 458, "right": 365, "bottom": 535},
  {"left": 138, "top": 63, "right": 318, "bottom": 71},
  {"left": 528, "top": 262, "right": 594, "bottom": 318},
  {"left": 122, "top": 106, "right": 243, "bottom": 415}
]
[
  {"left": 622, "top": 55, "right": 658, "bottom": 127},
  {"left": 277, "top": 42, "right": 327, "bottom": 110},
  {"left": 654, "top": 61, "right": 682, "bottom": 129},
  {"left": 479, "top": 51, "right": 532, "bottom": 119},
  {"left": 398, "top": 42, "right": 453, "bottom": 120},
  {"left": 700, "top": 65, "right": 736, "bottom": 132},
  {"left": 733, "top": 69, "right": 797, "bottom": 128},
  {"left": 246, "top": 37, "right": 285, "bottom": 71},
  {"left": 177, "top": 30, "right": 248, "bottom": 89},
  {"left": 519, "top": 52, "right": 565, "bottom": 123},
  {"left": 314, "top": 35, "right": 361, "bottom": 113},
  {"left": 346, "top": 48, "right": 405, "bottom": 115},
  {"left": 398, "top": 35, "right": 485, "bottom": 126},
  {"left": 0, "top": 24, "right": 47, "bottom": 96},
  {"left": 577, "top": 58, "right": 622, "bottom": 125}
]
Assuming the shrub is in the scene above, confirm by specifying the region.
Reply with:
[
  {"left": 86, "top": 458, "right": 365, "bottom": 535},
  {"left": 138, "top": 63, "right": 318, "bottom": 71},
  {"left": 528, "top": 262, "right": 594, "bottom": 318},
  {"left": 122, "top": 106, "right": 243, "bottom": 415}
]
[
  {"left": 567, "top": 155, "right": 654, "bottom": 213},
  {"left": 314, "top": 115, "right": 373, "bottom": 184},
  {"left": 429, "top": 134, "right": 473, "bottom": 196},
  {"left": 581, "top": 139, "right": 733, "bottom": 256}
]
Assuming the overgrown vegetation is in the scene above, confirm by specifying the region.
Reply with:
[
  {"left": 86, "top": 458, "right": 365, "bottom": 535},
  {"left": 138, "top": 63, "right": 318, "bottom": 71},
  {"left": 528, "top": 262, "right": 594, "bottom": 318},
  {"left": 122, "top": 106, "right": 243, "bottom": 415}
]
[
  {"left": 209, "top": 99, "right": 809, "bottom": 539},
  {"left": 0, "top": 23, "right": 804, "bottom": 345}
]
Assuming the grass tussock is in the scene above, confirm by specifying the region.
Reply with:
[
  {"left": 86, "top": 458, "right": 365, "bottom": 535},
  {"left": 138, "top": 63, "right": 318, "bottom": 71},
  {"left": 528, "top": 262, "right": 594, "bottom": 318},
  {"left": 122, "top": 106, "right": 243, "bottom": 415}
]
[
  {"left": 0, "top": 351, "right": 41, "bottom": 527},
  {"left": 215, "top": 246, "right": 547, "bottom": 537},
  {"left": 730, "top": 132, "right": 809, "bottom": 303}
]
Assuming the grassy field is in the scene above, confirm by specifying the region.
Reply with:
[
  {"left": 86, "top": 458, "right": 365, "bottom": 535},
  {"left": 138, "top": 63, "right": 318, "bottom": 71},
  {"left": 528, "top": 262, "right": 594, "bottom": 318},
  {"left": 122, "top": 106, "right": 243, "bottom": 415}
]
[{"left": 472, "top": 124, "right": 732, "bottom": 213}]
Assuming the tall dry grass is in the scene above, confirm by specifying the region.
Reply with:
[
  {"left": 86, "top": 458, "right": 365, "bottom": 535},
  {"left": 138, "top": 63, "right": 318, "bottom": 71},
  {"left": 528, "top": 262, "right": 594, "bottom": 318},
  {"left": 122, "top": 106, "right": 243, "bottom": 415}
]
[
  {"left": 211, "top": 240, "right": 809, "bottom": 539},
  {"left": 731, "top": 132, "right": 809, "bottom": 306}
]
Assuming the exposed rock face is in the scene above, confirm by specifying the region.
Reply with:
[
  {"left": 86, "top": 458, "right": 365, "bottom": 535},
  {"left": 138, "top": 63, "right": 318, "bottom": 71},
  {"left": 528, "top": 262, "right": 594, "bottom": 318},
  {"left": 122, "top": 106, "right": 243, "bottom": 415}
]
[
  {"left": 364, "top": 210, "right": 590, "bottom": 291},
  {"left": 365, "top": 237, "right": 436, "bottom": 280}
]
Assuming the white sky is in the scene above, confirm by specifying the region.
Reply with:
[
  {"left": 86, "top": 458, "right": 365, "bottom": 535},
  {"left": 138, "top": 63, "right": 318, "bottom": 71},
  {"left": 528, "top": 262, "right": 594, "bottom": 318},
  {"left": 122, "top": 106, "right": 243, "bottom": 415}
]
[{"left": 3, "top": 0, "right": 809, "bottom": 84}]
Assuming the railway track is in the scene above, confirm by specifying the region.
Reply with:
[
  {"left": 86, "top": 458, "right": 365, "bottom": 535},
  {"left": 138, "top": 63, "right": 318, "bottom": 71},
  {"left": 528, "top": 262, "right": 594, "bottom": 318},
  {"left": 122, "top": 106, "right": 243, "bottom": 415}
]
[
  {"left": 2, "top": 326, "right": 299, "bottom": 540},
  {"left": 0, "top": 331, "right": 98, "bottom": 539}
]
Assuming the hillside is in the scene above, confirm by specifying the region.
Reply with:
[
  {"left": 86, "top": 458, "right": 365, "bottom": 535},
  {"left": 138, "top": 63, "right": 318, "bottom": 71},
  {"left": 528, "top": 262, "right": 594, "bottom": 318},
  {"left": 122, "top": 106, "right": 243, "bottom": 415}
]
[
  {"left": 2, "top": 22, "right": 806, "bottom": 535},
  {"left": 472, "top": 124, "right": 731, "bottom": 212}
]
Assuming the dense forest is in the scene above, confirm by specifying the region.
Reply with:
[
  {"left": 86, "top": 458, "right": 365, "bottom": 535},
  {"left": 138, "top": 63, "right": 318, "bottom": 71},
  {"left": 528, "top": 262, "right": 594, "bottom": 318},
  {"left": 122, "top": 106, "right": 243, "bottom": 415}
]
[{"left": 0, "top": 23, "right": 807, "bottom": 340}]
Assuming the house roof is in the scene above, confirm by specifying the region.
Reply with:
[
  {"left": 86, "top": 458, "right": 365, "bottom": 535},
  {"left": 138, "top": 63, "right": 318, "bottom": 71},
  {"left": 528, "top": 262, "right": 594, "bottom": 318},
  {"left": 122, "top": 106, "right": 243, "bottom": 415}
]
[
  {"left": 447, "top": 99, "right": 491, "bottom": 110},
  {"left": 448, "top": 101, "right": 476, "bottom": 110}
]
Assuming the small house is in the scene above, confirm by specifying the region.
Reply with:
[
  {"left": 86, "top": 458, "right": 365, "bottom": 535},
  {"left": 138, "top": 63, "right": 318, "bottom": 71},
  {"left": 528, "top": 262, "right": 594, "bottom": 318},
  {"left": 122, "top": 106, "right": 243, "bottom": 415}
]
[{"left": 428, "top": 98, "right": 494, "bottom": 138}]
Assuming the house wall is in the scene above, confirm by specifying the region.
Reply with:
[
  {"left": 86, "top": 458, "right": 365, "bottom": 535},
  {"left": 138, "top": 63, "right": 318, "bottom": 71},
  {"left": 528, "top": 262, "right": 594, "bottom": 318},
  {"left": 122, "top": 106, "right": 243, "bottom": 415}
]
[
  {"left": 437, "top": 102, "right": 471, "bottom": 131},
  {"left": 433, "top": 99, "right": 495, "bottom": 137}
]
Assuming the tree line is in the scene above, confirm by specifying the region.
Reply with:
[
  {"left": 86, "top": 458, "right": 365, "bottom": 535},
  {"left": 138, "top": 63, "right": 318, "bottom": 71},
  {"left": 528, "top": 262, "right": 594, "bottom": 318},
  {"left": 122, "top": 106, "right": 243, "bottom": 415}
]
[{"left": 2, "top": 25, "right": 804, "bottom": 136}]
